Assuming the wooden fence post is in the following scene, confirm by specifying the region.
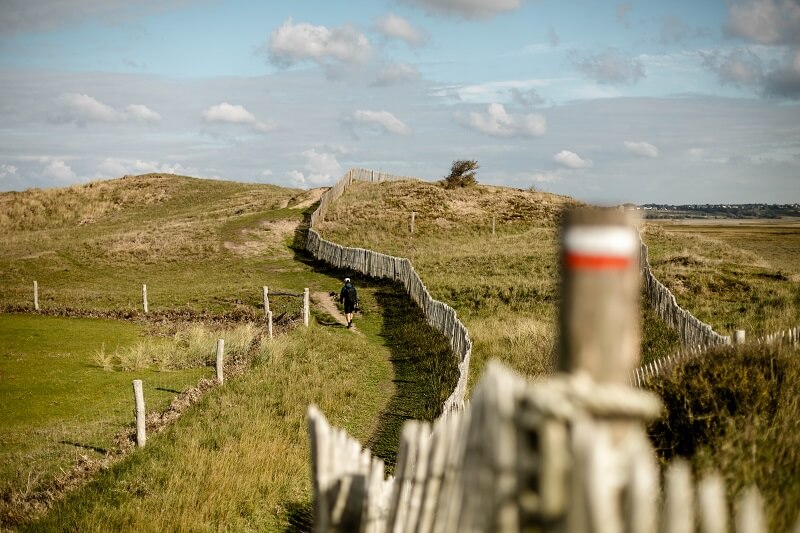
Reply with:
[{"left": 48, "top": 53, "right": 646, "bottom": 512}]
[
  {"left": 410, "top": 211, "right": 416, "bottom": 234},
  {"left": 132, "top": 379, "right": 146, "bottom": 448},
  {"left": 33, "top": 280, "right": 39, "bottom": 311},
  {"left": 215, "top": 339, "right": 224, "bottom": 384},
  {"left": 263, "top": 286, "right": 270, "bottom": 315},
  {"left": 303, "top": 288, "right": 310, "bottom": 327},
  {"left": 267, "top": 310, "right": 273, "bottom": 339},
  {"left": 559, "top": 207, "right": 641, "bottom": 382},
  {"left": 733, "top": 329, "right": 746, "bottom": 345},
  {"left": 492, "top": 215, "right": 496, "bottom": 236},
  {"left": 142, "top": 284, "right": 148, "bottom": 314}
]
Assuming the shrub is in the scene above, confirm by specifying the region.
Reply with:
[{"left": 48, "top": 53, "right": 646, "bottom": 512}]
[{"left": 440, "top": 160, "right": 479, "bottom": 189}]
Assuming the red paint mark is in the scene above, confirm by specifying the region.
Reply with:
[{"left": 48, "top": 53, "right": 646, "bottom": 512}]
[{"left": 565, "top": 252, "right": 632, "bottom": 270}]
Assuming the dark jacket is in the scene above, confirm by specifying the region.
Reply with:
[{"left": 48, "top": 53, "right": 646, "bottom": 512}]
[{"left": 340, "top": 282, "right": 357, "bottom": 305}]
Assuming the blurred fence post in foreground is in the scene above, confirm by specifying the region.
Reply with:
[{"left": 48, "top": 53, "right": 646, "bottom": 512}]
[
  {"left": 33, "top": 280, "right": 39, "bottom": 311},
  {"left": 303, "top": 288, "right": 310, "bottom": 327},
  {"left": 263, "top": 286, "right": 270, "bottom": 315},
  {"left": 734, "top": 329, "right": 746, "bottom": 345},
  {"left": 142, "top": 284, "right": 148, "bottom": 314},
  {"left": 215, "top": 339, "right": 224, "bottom": 384}
]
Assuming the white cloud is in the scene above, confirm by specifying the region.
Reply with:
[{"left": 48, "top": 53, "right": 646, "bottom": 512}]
[
  {"left": 726, "top": 0, "right": 800, "bottom": 45},
  {"left": 0, "top": 164, "right": 18, "bottom": 178},
  {"left": 624, "top": 141, "right": 659, "bottom": 158},
  {"left": 125, "top": 104, "right": 161, "bottom": 122},
  {"left": 53, "top": 93, "right": 161, "bottom": 125},
  {"left": 96, "top": 158, "right": 195, "bottom": 177},
  {"left": 42, "top": 159, "right": 77, "bottom": 181},
  {"left": 373, "top": 62, "right": 421, "bottom": 86},
  {"left": 375, "top": 13, "right": 427, "bottom": 46},
  {"left": 261, "top": 169, "right": 274, "bottom": 177},
  {"left": 202, "top": 102, "right": 274, "bottom": 133},
  {"left": 289, "top": 149, "right": 343, "bottom": 187},
  {"left": 267, "top": 18, "right": 371, "bottom": 69},
  {"left": 701, "top": 48, "right": 764, "bottom": 86},
  {"left": 353, "top": 110, "right": 411, "bottom": 136},
  {"left": 400, "top": 0, "right": 521, "bottom": 19},
  {"left": 531, "top": 170, "right": 561, "bottom": 182},
  {"left": 553, "top": 150, "right": 593, "bottom": 169},
  {"left": 465, "top": 103, "right": 546, "bottom": 138}
]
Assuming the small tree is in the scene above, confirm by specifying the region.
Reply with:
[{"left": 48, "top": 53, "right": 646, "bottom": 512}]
[{"left": 440, "top": 160, "right": 479, "bottom": 189}]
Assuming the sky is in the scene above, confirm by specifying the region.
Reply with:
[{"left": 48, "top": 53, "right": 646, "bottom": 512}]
[{"left": 0, "top": 0, "right": 799, "bottom": 204}]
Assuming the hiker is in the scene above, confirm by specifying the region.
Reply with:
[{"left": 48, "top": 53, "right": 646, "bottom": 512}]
[{"left": 340, "top": 277, "right": 358, "bottom": 328}]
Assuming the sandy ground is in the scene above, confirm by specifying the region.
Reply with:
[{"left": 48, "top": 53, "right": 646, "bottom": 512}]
[
  {"left": 311, "top": 291, "right": 359, "bottom": 332},
  {"left": 290, "top": 188, "right": 326, "bottom": 210}
]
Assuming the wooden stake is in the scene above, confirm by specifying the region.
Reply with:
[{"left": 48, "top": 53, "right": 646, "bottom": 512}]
[
  {"left": 132, "top": 379, "right": 146, "bottom": 448},
  {"left": 267, "top": 310, "right": 273, "bottom": 339},
  {"left": 303, "top": 288, "right": 310, "bottom": 327},
  {"left": 142, "top": 284, "right": 148, "bottom": 314},
  {"left": 492, "top": 215, "right": 496, "bottom": 236},
  {"left": 263, "top": 286, "right": 270, "bottom": 315},
  {"left": 411, "top": 211, "right": 416, "bottom": 234},
  {"left": 33, "top": 280, "right": 39, "bottom": 311},
  {"left": 215, "top": 339, "right": 224, "bottom": 384},
  {"left": 558, "top": 207, "right": 641, "bottom": 383},
  {"left": 733, "top": 329, "right": 746, "bottom": 345}
]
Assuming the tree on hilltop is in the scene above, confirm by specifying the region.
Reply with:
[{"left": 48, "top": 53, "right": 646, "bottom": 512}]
[{"left": 440, "top": 160, "right": 479, "bottom": 189}]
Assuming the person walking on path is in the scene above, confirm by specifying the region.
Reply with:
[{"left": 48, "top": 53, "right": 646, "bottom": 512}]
[{"left": 340, "top": 277, "right": 358, "bottom": 328}]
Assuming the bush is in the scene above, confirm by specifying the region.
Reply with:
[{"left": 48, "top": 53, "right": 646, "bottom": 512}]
[{"left": 440, "top": 160, "right": 479, "bottom": 189}]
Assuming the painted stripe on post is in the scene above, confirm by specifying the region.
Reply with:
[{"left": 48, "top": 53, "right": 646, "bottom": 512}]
[{"left": 564, "top": 225, "right": 638, "bottom": 270}]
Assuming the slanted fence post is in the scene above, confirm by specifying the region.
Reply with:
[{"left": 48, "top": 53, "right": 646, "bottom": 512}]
[
  {"left": 33, "top": 280, "right": 39, "bottom": 311},
  {"left": 410, "top": 211, "right": 416, "bottom": 234},
  {"left": 733, "top": 329, "right": 746, "bottom": 345},
  {"left": 492, "top": 215, "right": 496, "bottom": 236},
  {"left": 215, "top": 339, "right": 224, "bottom": 384},
  {"left": 303, "top": 288, "right": 310, "bottom": 327},
  {"left": 132, "top": 379, "right": 146, "bottom": 448},
  {"left": 263, "top": 286, "right": 270, "bottom": 315},
  {"left": 267, "top": 310, "right": 273, "bottom": 339},
  {"left": 142, "top": 284, "right": 148, "bottom": 314}
]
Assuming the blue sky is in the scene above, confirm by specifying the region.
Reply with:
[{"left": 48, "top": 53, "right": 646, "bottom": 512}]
[{"left": 1, "top": 0, "right": 798, "bottom": 203}]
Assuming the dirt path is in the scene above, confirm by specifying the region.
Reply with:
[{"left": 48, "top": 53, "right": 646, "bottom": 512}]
[{"left": 311, "top": 291, "right": 359, "bottom": 332}]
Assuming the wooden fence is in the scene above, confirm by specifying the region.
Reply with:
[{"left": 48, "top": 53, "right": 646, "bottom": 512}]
[
  {"left": 304, "top": 172, "right": 783, "bottom": 532},
  {"left": 306, "top": 168, "right": 471, "bottom": 413},
  {"left": 639, "top": 236, "right": 730, "bottom": 348},
  {"left": 632, "top": 325, "right": 800, "bottom": 387}
]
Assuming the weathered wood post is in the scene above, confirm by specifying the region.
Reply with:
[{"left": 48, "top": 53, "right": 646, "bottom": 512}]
[
  {"left": 492, "top": 215, "right": 496, "bottom": 236},
  {"left": 263, "top": 286, "right": 270, "bottom": 315},
  {"left": 132, "top": 379, "right": 146, "bottom": 447},
  {"left": 733, "top": 329, "right": 746, "bottom": 345},
  {"left": 215, "top": 339, "right": 224, "bottom": 384},
  {"left": 267, "top": 310, "right": 273, "bottom": 339},
  {"left": 33, "top": 280, "right": 39, "bottom": 311},
  {"left": 410, "top": 211, "right": 416, "bottom": 234},
  {"left": 303, "top": 288, "right": 310, "bottom": 327},
  {"left": 142, "top": 284, "right": 148, "bottom": 314},
  {"left": 559, "top": 207, "right": 641, "bottom": 382}
]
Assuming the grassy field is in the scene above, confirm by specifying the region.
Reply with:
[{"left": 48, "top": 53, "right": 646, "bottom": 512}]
[
  {"left": 0, "top": 314, "right": 209, "bottom": 524},
  {"left": 643, "top": 221, "right": 800, "bottom": 337}
]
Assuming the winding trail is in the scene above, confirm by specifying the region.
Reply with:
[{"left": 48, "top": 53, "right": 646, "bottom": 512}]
[{"left": 311, "top": 291, "right": 360, "bottom": 333}]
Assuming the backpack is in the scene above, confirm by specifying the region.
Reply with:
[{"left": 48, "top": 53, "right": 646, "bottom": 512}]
[{"left": 343, "top": 284, "right": 357, "bottom": 304}]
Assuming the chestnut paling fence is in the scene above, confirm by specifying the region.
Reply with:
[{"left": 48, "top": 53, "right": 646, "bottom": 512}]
[{"left": 302, "top": 169, "right": 784, "bottom": 532}]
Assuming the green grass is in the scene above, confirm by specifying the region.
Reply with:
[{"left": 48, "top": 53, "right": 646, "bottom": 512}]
[
  {"left": 22, "top": 324, "right": 393, "bottom": 532},
  {"left": 0, "top": 314, "right": 210, "bottom": 524},
  {"left": 647, "top": 342, "right": 800, "bottom": 531},
  {"left": 643, "top": 222, "right": 800, "bottom": 337}
]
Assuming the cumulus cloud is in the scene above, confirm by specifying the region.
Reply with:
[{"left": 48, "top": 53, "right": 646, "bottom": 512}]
[
  {"left": 465, "top": 103, "right": 546, "bottom": 138},
  {"left": 375, "top": 13, "right": 427, "bottom": 46},
  {"left": 553, "top": 150, "right": 593, "bottom": 169},
  {"left": 42, "top": 159, "right": 77, "bottom": 181},
  {"left": 0, "top": 0, "right": 201, "bottom": 34},
  {"left": 570, "top": 50, "right": 645, "bottom": 85},
  {"left": 202, "top": 102, "right": 274, "bottom": 133},
  {"left": 762, "top": 50, "right": 800, "bottom": 98},
  {"left": 289, "top": 149, "right": 342, "bottom": 187},
  {"left": 399, "top": 0, "right": 521, "bottom": 19},
  {"left": 372, "top": 62, "right": 420, "bottom": 86},
  {"left": 0, "top": 164, "right": 18, "bottom": 178},
  {"left": 52, "top": 93, "right": 161, "bottom": 125},
  {"left": 531, "top": 170, "right": 561, "bottom": 183},
  {"left": 623, "top": 141, "right": 659, "bottom": 158},
  {"left": 353, "top": 110, "right": 411, "bottom": 136},
  {"left": 726, "top": 0, "right": 800, "bottom": 45},
  {"left": 267, "top": 18, "right": 371, "bottom": 70},
  {"left": 700, "top": 48, "right": 764, "bottom": 86}
]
